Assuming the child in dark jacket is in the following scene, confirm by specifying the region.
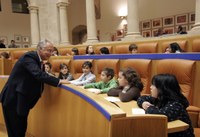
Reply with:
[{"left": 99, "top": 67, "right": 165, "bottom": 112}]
[
  {"left": 107, "top": 68, "right": 143, "bottom": 102},
  {"left": 137, "top": 74, "right": 194, "bottom": 137},
  {"left": 58, "top": 63, "right": 74, "bottom": 81}
]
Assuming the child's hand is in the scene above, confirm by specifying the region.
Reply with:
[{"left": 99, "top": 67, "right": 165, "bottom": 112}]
[
  {"left": 87, "top": 88, "right": 101, "bottom": 94},
  {"left": 142, "top": 101, "right": 154, "bottom": 110},
  {"left": 94, "top": 89, "right": 101, "bottom": 94}
]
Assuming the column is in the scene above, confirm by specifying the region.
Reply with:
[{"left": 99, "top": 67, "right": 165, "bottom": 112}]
[
  {"left": 189, "top": 0, "right": 200, "bottom": 34},
  {"left": 123, "top": 0, "right": 141, "bottom": 41},
  {"left": 57, "top": 0, "right": 70, "bottom": 45},
  {"left": 28, "top": 2, "right": 40, "bottom": 47},
  {"left": 86, "top": 0, "right": 99, "bottom": 43}
]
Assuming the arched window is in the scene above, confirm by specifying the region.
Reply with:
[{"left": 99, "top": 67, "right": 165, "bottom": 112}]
[{"left": 12, "top": 0, "right": 29, "bottom": 14}]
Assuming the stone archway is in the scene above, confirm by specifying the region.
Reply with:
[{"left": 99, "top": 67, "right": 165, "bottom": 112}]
[{"left": 72, "top": 25, "right": 87, "bottom": 45}]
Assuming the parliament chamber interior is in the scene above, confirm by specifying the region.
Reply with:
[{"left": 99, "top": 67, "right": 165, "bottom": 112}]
[{"left": 1, "top": 0, "right": 200, "bottom": 137}]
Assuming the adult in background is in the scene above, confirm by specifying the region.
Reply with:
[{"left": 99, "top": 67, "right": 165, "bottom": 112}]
[
  {"left": 177, "top": 25, "right": 187, "bottom": 34},
  {"left": 155, "top": 28, "right": 166, "bottom": 37},
  {"left": 0, "top": 39, "right": 69, "bottom": 137},
  {"left": 8, "top": 40, "right": 18, "bottom": 48},
  {"left": 0, "top": 39, "right": 6, "bottom": 48}
]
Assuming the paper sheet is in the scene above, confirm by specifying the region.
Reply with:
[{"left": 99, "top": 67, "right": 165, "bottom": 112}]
[
  {"left": 132, "top": 108, "right": 145, "bottom": 114},
  {"left": 104, "top": 97, "right": 120, "bottom": 102}
]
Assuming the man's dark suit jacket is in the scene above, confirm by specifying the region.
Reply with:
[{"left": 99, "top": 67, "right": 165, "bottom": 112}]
[{"left": 0, "top": 51, "right": 60, "bottom": 116}]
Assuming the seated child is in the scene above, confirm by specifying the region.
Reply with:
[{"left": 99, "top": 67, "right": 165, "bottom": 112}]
[
  {"left": 100, "top": 47, "right": 110, "bottom": 54},
  {"left": 58, "top": 63, "right": 74, "bottom": 80},
  {"left": 84, "top": 67, "right": 118, "bottom": 94},
  {"left": 0, "top": 52, "right": 10, "bottom": 59},
  {"left": 44, "top": 62, "right": 55, "bottom": 76},
  {"left": 52, "top": 46, "right": 59, "bottom": 56},
  {"left": 137, "top": 74, "right": 194, "bottom": 137},
  {"left": 107, "top": 68, "right": 143, "bottom": 102},
  {"left": 164, "top": 47, "right": 170, "bottom": 53},
  {"left": 128, "top": 44, "right": 138, "bottom": 54},
  {"left": 71, "top": 47, "right": 79, "bottom": 55},
  {"left": 168, "top": 42, "right": 184, "bottom": 53},
  {"left": 66, "top": 47, "right": 79, "bottom": 56},
  {"left": 86, "top": 45, "right": 95, "bottom": 55},
  {"left": 70, "top": 61, "right": 96, "bottom": 86}
]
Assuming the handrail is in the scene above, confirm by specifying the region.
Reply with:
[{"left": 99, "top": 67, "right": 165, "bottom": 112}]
[{"left": 73, "top": 53, "right": 200, "bottom": 60}]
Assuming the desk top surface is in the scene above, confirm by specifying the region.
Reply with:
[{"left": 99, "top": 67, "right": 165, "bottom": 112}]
[{"left": 0, "top": 77, "right": 189, "bottom": 134}]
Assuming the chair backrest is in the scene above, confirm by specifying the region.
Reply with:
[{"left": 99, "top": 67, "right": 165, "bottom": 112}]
[
  {"left": 137, "top": 42, "right": 158, "bottom": 53},
  {"left": 111, "top": 115, "right": 167, "bottom": 137},
  {"left": 94, "top": 59, "right": 120, "bottom": 82},
  {"left": 72, "top": 59, "right": 94, "bottom": 79},
  {"left": 114, "top": 44, "right": 130, "bottom": 54},
  {"left": 120, "top": 59, "right": 152, "bottom": 94},
  {"left": 0, "top": 58, "right": 3, "bottom": 75},
  {"left": 187, "top": 106, "right": 200, "bottom": 128},
  {"left": 11, "top": 50, "right": 28, "bottom": 61},
  {"left": 192, "top": 38, "right": 200, "bottom": 52},
  {"left": 77, "top": 46, "right": 87, "bottom": 55},
  {"left": 156, "top": 59, "right": 195, "bottom": 104},
  {"left": 59, "top": 48, "right": 72, "bottom": 56},
  {"left": 161, "top": 40, "right": 188, "bottom": 53},
  {"left": 11, "top": 50, "right": 28, "bottom": 67}
]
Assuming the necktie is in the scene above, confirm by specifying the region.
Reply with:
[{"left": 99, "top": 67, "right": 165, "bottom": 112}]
[{"left": 41, "top": 62, "right": 45, "bottom": 71}]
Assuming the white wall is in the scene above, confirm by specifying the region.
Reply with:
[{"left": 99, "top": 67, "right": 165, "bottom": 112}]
[
  {"left": 96, "top": 0, "right": 126, "bottom": 41},
  {"left": 139, "top": 0, "right": 195, "bottom": 20},
  {"left": 96, "top": 0, "right": 196, "bottom": 41},
  {"left": 68, "top": 0, "right": 87, "bottom": 43},
  {"left": 0, "top": 0, "right": 196, "bottom": 45},
  {"left": 0, "top": 0, "right": 30, "bottom": 47}
]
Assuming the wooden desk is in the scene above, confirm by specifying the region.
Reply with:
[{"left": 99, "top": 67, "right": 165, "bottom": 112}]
[
  {"left": 0, "top": 75, "right": 8, "bottom": 90},
  {"left": 0, "top": 79, "right": 189, "bottom": 137},
  {"left": 0, "top": 75, "right": 9, "bottom": 127},
  {"left": 116, "top": 98, "right": 189, "bottom": 133},
  {"left": 99, "top": 94, "right": 189, "bottom": 133},
  {"left": 0, "top": 59, "right": 12, "bottom": 75},
  {"left": 168, "top": 120, "right": 189, "bottom": 133}
]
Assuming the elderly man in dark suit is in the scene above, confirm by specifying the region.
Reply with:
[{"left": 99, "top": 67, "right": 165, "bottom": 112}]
[{"left": 0, "top": 39, "right": 69, "bottom": 137}]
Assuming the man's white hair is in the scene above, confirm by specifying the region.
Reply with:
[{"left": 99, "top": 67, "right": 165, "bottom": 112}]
[{"left": 37, "top": 39, "right": 53, "bottom": 50}]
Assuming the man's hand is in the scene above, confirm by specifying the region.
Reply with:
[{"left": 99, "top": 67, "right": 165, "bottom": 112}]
[{"left": 59, "top": 79, "right": 70, "bottom": 84}]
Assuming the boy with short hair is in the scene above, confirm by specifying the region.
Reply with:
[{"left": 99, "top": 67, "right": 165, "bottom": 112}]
[
  {"left": 70, "top": 61, "right": 96, "bottom": 86},
  {"left": 84, "top": 67, "right": 118, "bottom": 94},
  {"left": 129, "top": 44, "right": 138, "bottom": 54}
]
